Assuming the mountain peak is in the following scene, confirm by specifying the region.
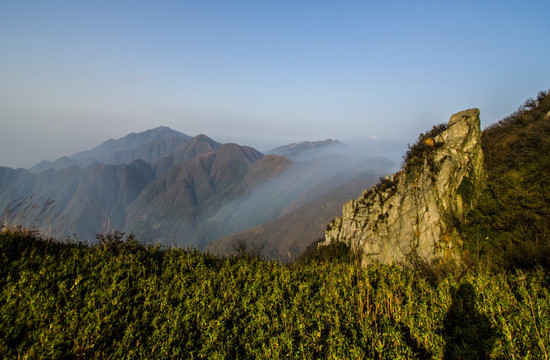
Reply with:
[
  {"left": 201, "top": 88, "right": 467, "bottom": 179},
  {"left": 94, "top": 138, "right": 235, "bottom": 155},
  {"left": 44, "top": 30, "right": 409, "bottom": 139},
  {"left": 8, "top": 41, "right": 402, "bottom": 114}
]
[
  {"left": 28, "top": 126, "right": 191, "bottom": 173},
  {"left": 70, "top": 126, "right": 190, "bottom": 161}
]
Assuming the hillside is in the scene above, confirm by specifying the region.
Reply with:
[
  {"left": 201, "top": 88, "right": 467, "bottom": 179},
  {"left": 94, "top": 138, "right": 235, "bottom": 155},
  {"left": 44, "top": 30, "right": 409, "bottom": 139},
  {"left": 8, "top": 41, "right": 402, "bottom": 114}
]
[
  {"left": 0, "top": 161, "right": 156, "bottom": 240},
  {"left": 462, "top": 90, "right": 550, "bottom": 269},
  {"left": 1, "top": 136, "right": 289, "bottom": 245},
  {"left": 125, "top": 143, "right": 272, "bottom": 248}
]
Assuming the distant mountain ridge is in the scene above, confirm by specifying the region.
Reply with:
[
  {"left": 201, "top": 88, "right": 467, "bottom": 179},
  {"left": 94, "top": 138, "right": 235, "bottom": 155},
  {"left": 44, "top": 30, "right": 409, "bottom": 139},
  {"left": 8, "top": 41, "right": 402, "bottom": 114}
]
[
  {"left": 29, "top": 126, "right": 191, "bottom": 173},
  {"left": 1, "top": 127, "right": 392, "bottom": 250},
  {"left": 268, "top": 139, "right": 345, "bottom": 161}
]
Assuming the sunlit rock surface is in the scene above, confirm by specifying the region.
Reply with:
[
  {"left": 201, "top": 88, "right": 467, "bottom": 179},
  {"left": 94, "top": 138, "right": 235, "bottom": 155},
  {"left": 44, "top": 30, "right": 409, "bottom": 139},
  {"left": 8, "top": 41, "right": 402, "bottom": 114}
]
[{"left": 323, "top": 109, "right": 485, "bottom": 266}]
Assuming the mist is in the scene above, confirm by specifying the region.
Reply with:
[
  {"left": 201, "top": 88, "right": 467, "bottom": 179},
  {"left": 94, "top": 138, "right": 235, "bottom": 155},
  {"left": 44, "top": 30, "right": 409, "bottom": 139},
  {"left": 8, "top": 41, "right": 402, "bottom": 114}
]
[{"left": 187, "top": 144, "right": 396, "bottom": 249}]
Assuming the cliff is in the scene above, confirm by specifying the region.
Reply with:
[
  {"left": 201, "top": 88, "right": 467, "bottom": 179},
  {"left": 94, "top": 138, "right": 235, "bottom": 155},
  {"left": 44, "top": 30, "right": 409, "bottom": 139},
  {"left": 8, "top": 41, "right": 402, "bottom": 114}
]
[{"left": 322, "top": 109, "right": 485, "bottom": 266}]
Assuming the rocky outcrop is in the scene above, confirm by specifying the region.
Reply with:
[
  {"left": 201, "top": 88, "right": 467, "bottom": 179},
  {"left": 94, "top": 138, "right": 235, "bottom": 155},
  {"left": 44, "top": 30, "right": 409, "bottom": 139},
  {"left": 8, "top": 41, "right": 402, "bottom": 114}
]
[{"left": 322, "top": 109, "right": 485, "bottom": 266}]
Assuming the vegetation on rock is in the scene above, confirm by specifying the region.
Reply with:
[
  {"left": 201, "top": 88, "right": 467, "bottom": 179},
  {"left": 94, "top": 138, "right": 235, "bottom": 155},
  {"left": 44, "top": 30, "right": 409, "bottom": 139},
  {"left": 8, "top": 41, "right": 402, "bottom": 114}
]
[{"left": 402, "top": 123, "right": 447, "bottom": 174}]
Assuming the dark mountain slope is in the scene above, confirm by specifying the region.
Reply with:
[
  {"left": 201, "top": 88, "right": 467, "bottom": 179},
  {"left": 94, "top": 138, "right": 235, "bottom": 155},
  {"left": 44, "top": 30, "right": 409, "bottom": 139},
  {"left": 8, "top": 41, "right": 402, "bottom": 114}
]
[
  {"left": 1, "top": 161, "right": 155, "bottom": 240},
  {"left": 0, "top": 166, "right": 82, "bottom": 208},
  {"left": 57, "top": 160, "right": 155, "bottom": 239},
  {"left": 236, "top": 154, "right": 292, "bottom": 195},
  {"left": 125, "top": 144, "right": 270, "bottom": 247},
  {"left": 0, "top": 167, "right": 34, "bottom": 195},
  {"left": 150, "top": 134, "right": 222, "bottom": 176}
]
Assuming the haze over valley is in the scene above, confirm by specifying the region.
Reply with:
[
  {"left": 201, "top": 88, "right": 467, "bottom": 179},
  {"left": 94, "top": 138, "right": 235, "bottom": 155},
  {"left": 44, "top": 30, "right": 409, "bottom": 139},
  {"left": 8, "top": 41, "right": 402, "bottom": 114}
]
[{"left": 0, "top": 127, "right": 393, "bottom": 258}]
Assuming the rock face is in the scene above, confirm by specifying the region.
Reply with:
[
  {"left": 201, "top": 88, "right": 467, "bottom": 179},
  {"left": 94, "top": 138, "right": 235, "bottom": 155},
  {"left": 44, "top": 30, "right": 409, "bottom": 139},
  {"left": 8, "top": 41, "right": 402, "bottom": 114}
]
[{"left": 323, "top": 109, "right": 485, "bottom": 266}]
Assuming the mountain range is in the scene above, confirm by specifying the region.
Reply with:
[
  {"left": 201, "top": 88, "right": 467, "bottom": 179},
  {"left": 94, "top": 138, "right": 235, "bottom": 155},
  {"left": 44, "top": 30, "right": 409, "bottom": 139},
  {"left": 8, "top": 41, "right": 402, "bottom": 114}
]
[{"left": 0, "top": 128, "right": 393, "bottom": 256}]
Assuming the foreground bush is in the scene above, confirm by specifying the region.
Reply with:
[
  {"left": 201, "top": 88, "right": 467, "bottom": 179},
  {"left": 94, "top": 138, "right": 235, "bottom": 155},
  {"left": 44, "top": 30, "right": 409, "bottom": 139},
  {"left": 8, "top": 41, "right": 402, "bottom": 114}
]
[{"left": 1, "top": 229, "right": 549, "bottom": 359}]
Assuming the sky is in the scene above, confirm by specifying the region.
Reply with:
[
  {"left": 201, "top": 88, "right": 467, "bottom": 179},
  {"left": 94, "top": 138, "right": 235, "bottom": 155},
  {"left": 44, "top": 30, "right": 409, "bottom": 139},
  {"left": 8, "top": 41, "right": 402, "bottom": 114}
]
[{"left": 1, "top": 0, "right": 549, "bottom": 168}]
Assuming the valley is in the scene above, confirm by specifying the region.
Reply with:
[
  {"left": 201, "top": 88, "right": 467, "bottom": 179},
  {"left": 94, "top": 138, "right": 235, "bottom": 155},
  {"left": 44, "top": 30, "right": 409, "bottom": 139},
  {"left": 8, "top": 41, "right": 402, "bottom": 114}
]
[{"left": 0, "top": 128, "right": 392, "bottom": 256}]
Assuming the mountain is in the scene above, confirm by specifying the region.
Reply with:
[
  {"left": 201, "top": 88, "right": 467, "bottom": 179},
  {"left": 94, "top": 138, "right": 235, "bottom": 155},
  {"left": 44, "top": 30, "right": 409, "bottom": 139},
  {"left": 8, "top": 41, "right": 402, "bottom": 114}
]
[
  {"left": 268, "top": 139, "right": 345, "bottom": 161},
  {"left": 29, "top": 126, "right": 190, "bottom": 173},
  {"left": 124, "top": 144, "right": 386, "bottom": 250},
  {"left": 149, "top": 134, "right": 223, "bottom": 176},
  {"left": 70, "top": 126, "right": 189, "bottom": 162},
  {"left": 1, "top": 132, "right": 223, "bottom": 241},
  {"left": 124, "top": 143, "right": 276, "bottom": 248},
  {"left": 2, "top": 125, "right": 395, "bottom": 250},
  {"left": 1, "top": 160, "right": 156, "bottom": 241}
]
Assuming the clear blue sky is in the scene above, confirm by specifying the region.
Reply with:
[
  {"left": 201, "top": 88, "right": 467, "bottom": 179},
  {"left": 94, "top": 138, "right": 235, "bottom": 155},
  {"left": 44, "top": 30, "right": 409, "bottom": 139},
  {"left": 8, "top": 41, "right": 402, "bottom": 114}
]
[{"left": 1, "top": 0, "right": 549, "bottom": 168}]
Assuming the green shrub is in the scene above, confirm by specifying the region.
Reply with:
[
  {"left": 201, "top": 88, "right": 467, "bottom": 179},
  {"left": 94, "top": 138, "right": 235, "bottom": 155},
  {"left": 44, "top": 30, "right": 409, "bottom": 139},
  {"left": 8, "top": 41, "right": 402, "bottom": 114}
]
[
  {"left": 296, "top": 238, "right": 359, "bottom": 265},
  {"left": 402, "top": 123, "right": 447, "bottom": 173}
]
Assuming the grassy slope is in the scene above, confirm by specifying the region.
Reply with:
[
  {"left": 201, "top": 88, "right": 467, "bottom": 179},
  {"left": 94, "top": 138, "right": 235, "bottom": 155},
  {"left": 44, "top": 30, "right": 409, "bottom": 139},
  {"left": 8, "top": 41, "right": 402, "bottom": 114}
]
[
  {"left": 1, "top": 229, "right": 549, "bottom": 359},
  {"left": 462, "top": 90, "right": 550, "bottom": 270}
]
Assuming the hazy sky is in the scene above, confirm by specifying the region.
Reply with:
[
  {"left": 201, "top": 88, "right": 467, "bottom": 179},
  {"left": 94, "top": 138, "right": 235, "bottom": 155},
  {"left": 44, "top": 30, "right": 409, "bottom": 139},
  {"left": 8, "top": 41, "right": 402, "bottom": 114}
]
[{"left": 1, "top": 1, "right": 549, "bottom": 168}]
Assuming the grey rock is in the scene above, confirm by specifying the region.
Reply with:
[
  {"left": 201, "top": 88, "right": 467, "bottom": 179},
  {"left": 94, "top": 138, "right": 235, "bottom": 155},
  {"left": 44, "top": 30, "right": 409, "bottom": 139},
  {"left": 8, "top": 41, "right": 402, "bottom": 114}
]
[{"left": 322, "top": 109, "right": 485, "bottom": 266}]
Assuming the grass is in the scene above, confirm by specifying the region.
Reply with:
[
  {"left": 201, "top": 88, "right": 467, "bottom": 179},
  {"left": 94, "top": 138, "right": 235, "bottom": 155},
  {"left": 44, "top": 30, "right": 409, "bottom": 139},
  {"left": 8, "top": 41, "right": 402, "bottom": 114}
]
[{"left": 1, "top": 228, "right": 549, "bottom": 359}]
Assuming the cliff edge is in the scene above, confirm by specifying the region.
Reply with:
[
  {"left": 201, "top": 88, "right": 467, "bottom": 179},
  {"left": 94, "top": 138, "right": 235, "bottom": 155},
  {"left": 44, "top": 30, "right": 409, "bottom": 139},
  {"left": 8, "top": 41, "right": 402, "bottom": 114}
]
[{"left": 322, "top": 109, "right": 485, "bottom": 266}]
